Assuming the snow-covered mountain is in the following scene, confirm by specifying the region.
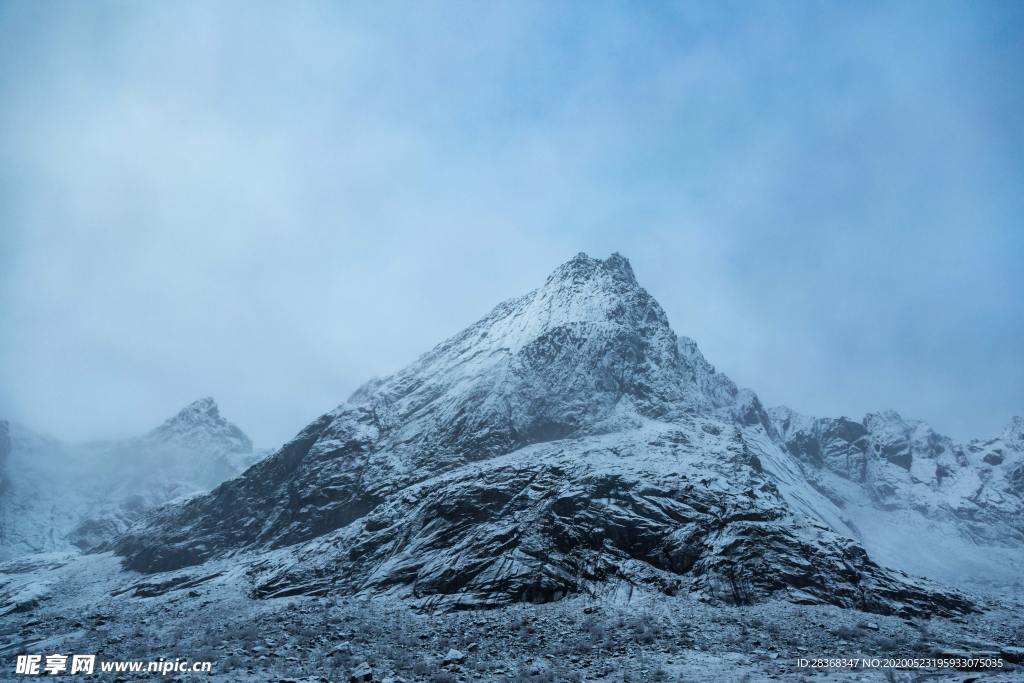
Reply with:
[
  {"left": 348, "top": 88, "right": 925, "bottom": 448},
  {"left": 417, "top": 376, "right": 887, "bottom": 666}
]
[
  {"left": 4, "top": 252, "right": 1023, "bottom": 682},
  {"left": 0, "top": 398, "right": 262, "bottom": 559},
  {"left": 115, "top": 253, "right": 1010, "bottom": 617}
]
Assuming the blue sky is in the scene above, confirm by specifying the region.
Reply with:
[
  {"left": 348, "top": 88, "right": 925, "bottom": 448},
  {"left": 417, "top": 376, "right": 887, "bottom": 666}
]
[{"left": 1, "top": 1, "right": 1021, "bottom": 445}]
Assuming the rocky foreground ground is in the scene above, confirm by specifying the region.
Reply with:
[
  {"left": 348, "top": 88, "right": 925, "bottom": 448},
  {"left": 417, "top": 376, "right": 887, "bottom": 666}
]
[{"left": 4, "top": 554, "right": 1022, "bottom": 682}]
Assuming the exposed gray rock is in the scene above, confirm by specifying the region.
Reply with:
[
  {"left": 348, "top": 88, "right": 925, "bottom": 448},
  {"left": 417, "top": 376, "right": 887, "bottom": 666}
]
[
  {"left": 767, "top": 405, "right": 1024, "bottom": 546},
  {"left": 349, "top": 661, "right": 373, "bottom": 681}
]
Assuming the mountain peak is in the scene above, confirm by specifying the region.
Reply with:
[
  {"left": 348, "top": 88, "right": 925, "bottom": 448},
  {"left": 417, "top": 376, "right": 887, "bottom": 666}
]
[
  {"left": 336, "top": 252, "right": 746, "bottom": 469},
  {"left": 508, "top": 252, "right": 655, "bottom": 346},
  {"left": 864, "top": 409, "right": 910, "bottom": 428},
  {"left": 1004, "top": 415, "right": 1024, "bottom": 446},
  {"left": 175, "top": 397, "right": 220, "bottom": 421},
  {"left": 546, "top": 252, "right": 637, "bottom": 288},
  {"left": 146, "top": 397, "right": 252, "bottom": 454}
]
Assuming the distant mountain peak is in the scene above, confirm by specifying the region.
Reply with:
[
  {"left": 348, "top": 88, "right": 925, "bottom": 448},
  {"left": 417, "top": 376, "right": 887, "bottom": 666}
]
[
  {"left": 1004, "top": 415, "right": 1024, "bottom": 446},
  {"left": 174, "top": 396, "right": 219, "bottom": 420},
  {"left": 867, "top": 409, "right": 906, "bottom": 423},
  {"left": 146, "top": 397, "right": 252, "bottom": 455}
]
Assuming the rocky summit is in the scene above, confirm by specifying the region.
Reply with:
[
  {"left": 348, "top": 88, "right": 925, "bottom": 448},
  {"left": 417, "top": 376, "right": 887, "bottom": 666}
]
[{"left": 115, "top": 254, "right": 992, "bottom": 617}]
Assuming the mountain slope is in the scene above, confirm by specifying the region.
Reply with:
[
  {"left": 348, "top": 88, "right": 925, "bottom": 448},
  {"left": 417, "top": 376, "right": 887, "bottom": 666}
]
[{"left": 116, "top": 254, "right": 974, "bottom": 617}]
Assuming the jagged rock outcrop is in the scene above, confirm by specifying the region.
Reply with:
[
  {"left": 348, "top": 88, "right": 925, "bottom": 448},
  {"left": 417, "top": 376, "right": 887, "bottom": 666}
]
[
  {"left": 768, "top": 406, "right": 1024, "bottom": 548},
  {"left": 117, "top": 254, "right": 974, "bottom": 617},
  {"left": 968, "top": 416, "right": 1024, "bottom": 495},
  {"left": 0, "top": 399, "right": 260, "bottom": 559}
]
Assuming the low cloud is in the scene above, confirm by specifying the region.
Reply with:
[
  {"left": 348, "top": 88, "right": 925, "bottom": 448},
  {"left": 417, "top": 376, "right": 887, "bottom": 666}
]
[{"left": 1, "top": 1, "right": 1020, "bottom": 445}]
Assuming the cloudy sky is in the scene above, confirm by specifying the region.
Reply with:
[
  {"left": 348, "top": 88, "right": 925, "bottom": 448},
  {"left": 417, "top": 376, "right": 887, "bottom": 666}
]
[{"left": 1, "top": 1, "right": 1021, "bottom": 446}]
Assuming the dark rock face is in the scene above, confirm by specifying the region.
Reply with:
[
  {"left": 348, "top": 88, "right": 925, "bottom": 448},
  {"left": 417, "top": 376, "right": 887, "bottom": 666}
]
[
  {"left": 242, "top": 428, "right": 971, "bottom": 618},
  {"left": 116, "top": 408, "right": 381, "bottom": 571},
  {"left": 773, "top": 410, "right": 953, "bottom": 482},
  {"left": 820, "top": 419, "right": 869, "bottom": 481},
  {"left": 116, "top": 253, "right": 975, "bottom": 617},
  {"left": 67, "top": 517, "right": 124, "bottom": 551},
  {"left": 1008, "top": 464, "right": 1024, "bottom": 497}
]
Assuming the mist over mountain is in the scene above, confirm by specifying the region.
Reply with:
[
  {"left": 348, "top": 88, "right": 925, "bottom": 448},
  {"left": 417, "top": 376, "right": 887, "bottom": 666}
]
[
  {"left": 0, "top": 398, "right": 261, "bottom": 560},
  {"left": 3, "top": 2, "right": 1021, "bottom": 678}
]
